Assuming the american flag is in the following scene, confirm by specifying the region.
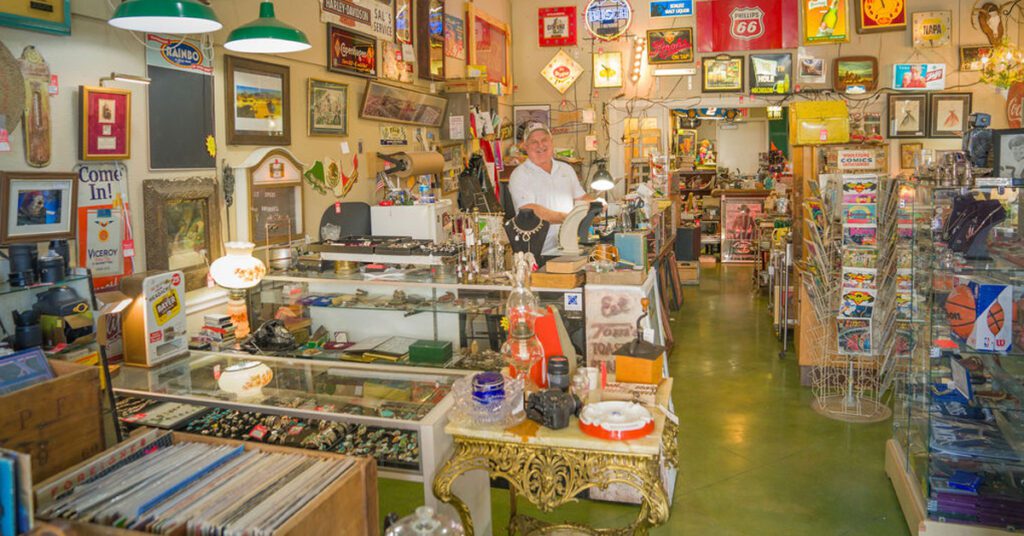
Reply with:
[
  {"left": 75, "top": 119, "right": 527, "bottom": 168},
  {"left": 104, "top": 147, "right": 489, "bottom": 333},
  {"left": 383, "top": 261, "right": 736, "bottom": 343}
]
[{"left": 375, "top": 171, "right": 388, "bottom": 192}]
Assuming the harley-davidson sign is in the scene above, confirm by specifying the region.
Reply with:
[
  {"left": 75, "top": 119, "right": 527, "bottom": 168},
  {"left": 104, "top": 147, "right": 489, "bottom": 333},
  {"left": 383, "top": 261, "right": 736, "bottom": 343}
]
[{"left": 696, "top": 0, "right": 798, "bottom": 52}]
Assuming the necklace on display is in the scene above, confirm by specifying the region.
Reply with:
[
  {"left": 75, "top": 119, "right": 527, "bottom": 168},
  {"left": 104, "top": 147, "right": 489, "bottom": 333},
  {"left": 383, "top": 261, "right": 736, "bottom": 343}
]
[{"left": 511, "top": 218, "right": 544, "bottom": 242}]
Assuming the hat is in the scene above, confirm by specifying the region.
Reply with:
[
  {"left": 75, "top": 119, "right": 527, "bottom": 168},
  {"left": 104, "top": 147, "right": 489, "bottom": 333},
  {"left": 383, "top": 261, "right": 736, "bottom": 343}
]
[
  {"left": 521, "top": 122, "right": 551, "bottom": 143},
  {"left": 1010, "top": 136, "right": 1024, "bottom": 149}
]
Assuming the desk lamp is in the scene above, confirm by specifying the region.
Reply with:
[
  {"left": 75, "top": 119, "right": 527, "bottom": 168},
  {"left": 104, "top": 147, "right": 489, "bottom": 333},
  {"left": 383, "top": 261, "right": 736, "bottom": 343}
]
[
  {"left": 210, "top": 242, "right": 267, "bottom": 339},
  {"left": 590, "top": 159, "right": 615, "bottom": 231}
]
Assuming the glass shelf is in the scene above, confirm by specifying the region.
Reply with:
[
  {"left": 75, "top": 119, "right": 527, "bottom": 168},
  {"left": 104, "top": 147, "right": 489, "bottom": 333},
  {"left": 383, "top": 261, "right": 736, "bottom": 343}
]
[
  {"left": 264, "top": 269, "right": 582, "bottom": 293},
  {"left": 0, "top": 274, "right": 90, "bottom": 298}
]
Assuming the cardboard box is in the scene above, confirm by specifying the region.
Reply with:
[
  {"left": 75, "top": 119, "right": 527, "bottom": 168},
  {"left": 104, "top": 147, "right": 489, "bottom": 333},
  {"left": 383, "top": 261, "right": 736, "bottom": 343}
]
[
  {"left": 677, "top": 261, "right": 700, "bottom": 284},
  {"left": 699, "top": 255, "right": 717, "bottom": 267},
  {"left": 0, "top": 360, "right": 103, "bottom": 481}
]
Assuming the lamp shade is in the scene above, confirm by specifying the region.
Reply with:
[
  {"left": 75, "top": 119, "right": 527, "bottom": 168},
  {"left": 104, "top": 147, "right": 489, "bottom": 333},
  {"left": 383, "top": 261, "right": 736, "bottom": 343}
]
[
  {"left": 225, "top": 1, "right": 311, "bottom": 53},
  {"left": 108, "top": 0, "right": 222, "bottom": 34},
  {"left": 210, "top": 242, "right": 267, "bottom": 290},
  {"left": 590, "top": 161, "right": 615, "bottom": 192}
]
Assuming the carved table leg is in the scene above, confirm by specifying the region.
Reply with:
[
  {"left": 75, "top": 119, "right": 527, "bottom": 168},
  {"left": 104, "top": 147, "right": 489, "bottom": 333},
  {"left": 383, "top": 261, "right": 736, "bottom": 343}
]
[{"left": 432, "top": 441, "right": 491, "bottom": 536}]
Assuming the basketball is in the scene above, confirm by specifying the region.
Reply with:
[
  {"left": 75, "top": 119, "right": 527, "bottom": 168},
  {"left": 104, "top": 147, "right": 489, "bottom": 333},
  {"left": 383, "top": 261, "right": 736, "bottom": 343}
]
[
  {"left": 944, "top": 286, "right": 976, "bottom": 339},
  {"left": 988, "top": 302, "right": 1005, "bottom": 335}
]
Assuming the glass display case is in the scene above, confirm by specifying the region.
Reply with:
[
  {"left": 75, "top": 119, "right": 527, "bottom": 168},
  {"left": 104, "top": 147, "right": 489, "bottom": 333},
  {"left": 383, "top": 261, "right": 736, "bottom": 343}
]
[{"left": 889, "top": 181, "right": 1024, "bottom": 534}]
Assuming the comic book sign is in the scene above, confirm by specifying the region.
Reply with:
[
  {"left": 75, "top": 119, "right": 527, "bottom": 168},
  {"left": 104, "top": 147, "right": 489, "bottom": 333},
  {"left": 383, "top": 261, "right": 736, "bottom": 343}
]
[{"left": 696, "top": 0, "right": 799, "bottom": 52}]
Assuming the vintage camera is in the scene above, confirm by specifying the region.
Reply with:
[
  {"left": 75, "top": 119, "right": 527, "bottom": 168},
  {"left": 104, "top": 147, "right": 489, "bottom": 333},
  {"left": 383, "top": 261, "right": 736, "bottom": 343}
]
[{"left": 526, "top": 389, "right": 581, "bottom": 430}]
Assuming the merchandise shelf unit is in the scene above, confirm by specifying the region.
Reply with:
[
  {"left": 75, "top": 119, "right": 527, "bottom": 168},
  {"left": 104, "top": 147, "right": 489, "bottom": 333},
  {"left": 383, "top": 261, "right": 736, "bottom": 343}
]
[{"left": 887, "top": 181, "right": 1024, "bottom": 535}]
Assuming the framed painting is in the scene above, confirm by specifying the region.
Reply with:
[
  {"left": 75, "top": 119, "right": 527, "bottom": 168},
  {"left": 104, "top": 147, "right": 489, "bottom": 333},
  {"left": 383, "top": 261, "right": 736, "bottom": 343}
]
[
  {"left": 328, "top": 25, "right": 378, "bottom": 78},
  {"left": 143, "top": 177, "right": 222, "bottom": 292},
  {"left": 994, "top": 129, "right": 1024, "bottom": 180},
  {"left": 593, "top": 51, "right": 624, "bottom": 88},
  {"left": 467, "top": 3, "right": 512, "bottom": 92},
  {"left": 888, "top": 93, "right": 928, "bottom": 138},
  {"left": 701, "top": 55, "right": 744, "bottom": 93},
  {"left": 224, "top": 55, "right": 290, "bottom": 146},
  {"left": 833, "top": 56, "right": 877, "bottom": 93},
  {"left": 720, "top": 196, "right": 764, "bottom": 263},
  {"left": 803, "top": 0, "right": 849, "bottom": 45},
  {"left": 0, "top": 0, "right": 70, "bottom": 35},
  {"left": 79, "top": 86, "right": 131, "bottom": 161},
  {"left": 960, "top": 45, "right": 992, "bottom": 72},
  {"left": 0, "top": 172, "right": 77, "bottom": 244},
  {"left": 749, "top": 53, "right": 792, "bottom": 95},
  {"left": 677, "top": 129, "right": 697, "bottom": 157},
  {"left": 307, "top": 79, "right": 348, "bottom": 137},
  {"left": 928, "top": 93, "right": 970, "bottom": 138},
  {"left": 538, "top": 6, "right": 577, "bottom": 47},
  {"left": 359, "top": 80, "right": 448, "bottom": 127},
  {"left": 381, "top": 41, "right": 414, "bottom": 82},
  {"left": 856, "top": 0, "right": 906, "bottom": 33},
  {"left": 416, "top": 0, "right": 445, "bottom": 81},
  {"left": 647, "top": 28, "right": 693, "bottom": 64},
  {"left": 899, "top": 142, "right": 922, "bottom": 169},
  {"left": 798, "top": 55, "right": 827, "bottom": 84}
]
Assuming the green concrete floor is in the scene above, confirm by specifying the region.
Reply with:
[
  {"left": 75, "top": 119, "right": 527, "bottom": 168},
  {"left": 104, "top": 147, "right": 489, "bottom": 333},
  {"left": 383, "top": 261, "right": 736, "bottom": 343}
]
[{"left": 379, "top": 265, "right": 909, "bottom": 535}]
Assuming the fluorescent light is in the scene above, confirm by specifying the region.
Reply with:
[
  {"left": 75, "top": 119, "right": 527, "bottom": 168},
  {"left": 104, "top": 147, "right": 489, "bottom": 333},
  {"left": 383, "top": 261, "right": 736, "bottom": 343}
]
[
  {"left": 100, "top": 73, "right": 151, "bottom": 86},
  {"left": 653, "top": 67, "right": 696, "bottom": 77}
]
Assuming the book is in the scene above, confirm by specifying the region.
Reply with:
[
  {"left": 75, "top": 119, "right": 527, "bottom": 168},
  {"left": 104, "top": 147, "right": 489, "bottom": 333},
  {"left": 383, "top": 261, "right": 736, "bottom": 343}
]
[
  {"left": 546, "top": 255, "right": 588, "bottom": 274},
  {"left": 0, "top": 456, "right": 14, "bottom": 536},
  {"left": 0, "top": 448, "right": 31, "bottom": 535}
]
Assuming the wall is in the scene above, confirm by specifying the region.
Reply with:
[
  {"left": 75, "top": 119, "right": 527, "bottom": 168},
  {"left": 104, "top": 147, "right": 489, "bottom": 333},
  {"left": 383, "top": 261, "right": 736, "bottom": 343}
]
[{"left": 716, "top": 120, "right": 769, "bottom": 174}]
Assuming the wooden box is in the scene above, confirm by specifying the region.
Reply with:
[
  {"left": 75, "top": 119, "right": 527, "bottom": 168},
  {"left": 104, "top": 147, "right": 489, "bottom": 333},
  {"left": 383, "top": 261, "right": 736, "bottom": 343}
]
[
  {"left": 677, "top": 261, "right": 700, "bottom": 284},
  {"left": 0, "top": 359, "right": 103, "bottom": 481},
  {"left": 699, "top": 254, "right": 717, "bottom": 267},
  {"left": 584, "top": 268, "right": 646, "bottom": 286},
  {"left": 613, "top": 340, "right": 665, "bottom": 385},
  {"left": 531, "top": 267, "right": 585, "bottom": 289},
  {"left": 34, "top": 431, "right": 379, "bottom": 536}
]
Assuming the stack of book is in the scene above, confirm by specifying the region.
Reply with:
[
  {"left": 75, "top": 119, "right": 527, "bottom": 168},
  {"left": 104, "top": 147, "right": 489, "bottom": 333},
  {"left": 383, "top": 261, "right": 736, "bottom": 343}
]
[{"left": 195, "top": 314, "right": 236, "bottom": 350}]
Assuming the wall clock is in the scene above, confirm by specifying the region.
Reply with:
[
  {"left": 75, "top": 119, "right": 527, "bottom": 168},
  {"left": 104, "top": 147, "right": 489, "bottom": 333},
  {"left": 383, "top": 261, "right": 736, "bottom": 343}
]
[
  {"left": 538, "top": 6, "right": 577, "bottom": 47},
  {"left": 912, "top": 11, "right": 951, "bottom": 48},
  {"left": 856, "top": 0, "right": 906, "bottom": 33}
]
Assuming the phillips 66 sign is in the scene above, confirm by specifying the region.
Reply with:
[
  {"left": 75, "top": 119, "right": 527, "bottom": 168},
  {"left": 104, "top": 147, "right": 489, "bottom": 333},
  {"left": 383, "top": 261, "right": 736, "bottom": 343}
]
[{"left": 696, "top": 0, "right": 798, "bottom": 52}]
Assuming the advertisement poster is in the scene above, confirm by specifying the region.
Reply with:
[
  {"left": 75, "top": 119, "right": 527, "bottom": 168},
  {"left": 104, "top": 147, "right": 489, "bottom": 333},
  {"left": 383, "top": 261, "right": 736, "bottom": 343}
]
[
  {"left": 803, "top": 0, "right": 848, "bottom": 44},
  {"left": 646, "top": 28, "right": 694, "bottom": 64},
  {"left": 721, "top": 197, "right": 763, "bottom": 263},
  {"left": 695, "top": 0, "right": 799, "bottom": 52},
  {"left": 892, "top": 63, "right": 946, "bottom": 90},
  {"left": 328, "top": 25, "right": 378, "bottom": 78},
  {"left": 651, "top": 0, "right": 693, "bottom": 17},
  {"left": 320, "top": 0, "right": 395, "bottom": 41},
  {"left": 748, "top": 53, "right": 791, "bottom": 94},
  {"left": 75, "top": 162, "right": 132, "bottom": 291}
]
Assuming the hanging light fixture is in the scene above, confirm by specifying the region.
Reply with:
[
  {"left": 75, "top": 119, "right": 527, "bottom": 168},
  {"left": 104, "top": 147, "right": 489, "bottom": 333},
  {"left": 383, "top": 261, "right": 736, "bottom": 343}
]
[
  {"left": 108, "top": 0, "right": 222, "bottom": 34},
  {"left": 225, "top": 1, "right": 311, "bottom": 54},
  {"left": 980, "top": 40, "right": 1024, "bottom": 90}
]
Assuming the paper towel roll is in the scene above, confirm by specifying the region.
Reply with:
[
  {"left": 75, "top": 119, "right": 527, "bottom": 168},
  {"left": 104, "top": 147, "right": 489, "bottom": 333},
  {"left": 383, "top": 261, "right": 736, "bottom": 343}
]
[{"left": 391, "top": 151, "right": 445, "bottom": 177}]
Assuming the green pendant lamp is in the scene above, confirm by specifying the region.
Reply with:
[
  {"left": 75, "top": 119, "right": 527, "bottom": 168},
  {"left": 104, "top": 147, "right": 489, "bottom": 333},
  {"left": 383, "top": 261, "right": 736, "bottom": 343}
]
[
  {"left": 108, "top": 0, "right": 222, "bottom": 34},
  {"left": 225, "top": 1, "right": 311, "bottom": 53}
]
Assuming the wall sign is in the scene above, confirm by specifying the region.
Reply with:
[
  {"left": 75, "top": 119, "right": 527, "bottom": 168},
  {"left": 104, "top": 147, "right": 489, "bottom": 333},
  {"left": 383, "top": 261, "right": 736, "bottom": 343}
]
[
  {"left": 856, "top": 0, "right": 905, "bottom": 33},
  {"left": 538, "top": 6, "right": 577, "bottom": 47},
  {"left": 696, "top": 0, "right": 799, "bottom": 52},
  {"left": 748, "top": 53, "right": 792, "bottom": 94},
  {"left": 146, "top": 34, "right": 215, "bottom": 170},
  {"left": 647, "top": 28, "right": 694, "bottom": 64},
  {"left": 320, "top": 0, "right": 395, "bottom": 41},
  {"left": 145, "top": 34, "right": 213, "bottom": 75},
  {"left": 585, "top": 0, "right": 633, "bottom": 41},
  {"left": 380, "top": 125, "right": 408, "bottom": 145},
  {"left": 1007, "top": 82, "right": 1023, "bottom": 129},
  {"left": 593, "top": 51, "right": 624, "bottom": 88},
  {"left": 75, "top": 162, "right": 131, "bottom": 290},
  {"left": 701, "top": 55, "right": 744, "bottom": 92},
  {"left": 912, "top": 11, "right": 950, "bottom": 49},
  {"left": 541, "top": 50, "right": 584, "bottom": 94},
  {"left": 328, "top": 25, "right": 378, "bottom": 78},
  {"left": 651, "top": 0, "right": 693, "bottom": 17},
  {"left": 837, "top": 150, "right": 877, "bottom": 170},
  {"left": 803, "top": 0, "right": 849, "bottom": 45},
  {"left": 892, "top": 63, "right": 946, "bottom": 91}
]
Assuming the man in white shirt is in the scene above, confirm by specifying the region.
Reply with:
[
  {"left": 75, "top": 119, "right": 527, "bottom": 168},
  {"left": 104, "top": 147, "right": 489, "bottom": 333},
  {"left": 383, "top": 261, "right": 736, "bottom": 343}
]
[{"left": 508, "top": 123, "right": 593, "bottom": 254}]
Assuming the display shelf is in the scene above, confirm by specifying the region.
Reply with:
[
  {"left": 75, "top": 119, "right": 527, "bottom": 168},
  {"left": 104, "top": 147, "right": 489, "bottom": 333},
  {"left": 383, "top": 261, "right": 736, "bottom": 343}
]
[
  {"left": 0, "top": 274, "right": 90, "bottom": 298},
  {"left": 264, "top": 269, "right": 582, "bottom": 293}
]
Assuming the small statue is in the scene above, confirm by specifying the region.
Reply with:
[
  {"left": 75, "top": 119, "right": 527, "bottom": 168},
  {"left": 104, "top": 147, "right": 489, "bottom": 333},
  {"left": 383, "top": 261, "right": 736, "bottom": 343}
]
[{"left": 963, "top": 112, "right": 993, "bottom": 170}]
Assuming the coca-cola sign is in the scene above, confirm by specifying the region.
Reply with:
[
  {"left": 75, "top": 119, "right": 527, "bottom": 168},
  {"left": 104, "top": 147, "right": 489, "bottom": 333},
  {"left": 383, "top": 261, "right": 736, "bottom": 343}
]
[{"left": 1008, "top": 82, "right": 1023, "bottom": 128}]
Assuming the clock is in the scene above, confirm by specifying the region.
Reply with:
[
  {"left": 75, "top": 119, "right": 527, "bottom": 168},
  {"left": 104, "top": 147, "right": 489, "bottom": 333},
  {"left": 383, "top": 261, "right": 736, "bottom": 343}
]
[{"left": 856, "top": 0, "right": 906, "bottom": 33}]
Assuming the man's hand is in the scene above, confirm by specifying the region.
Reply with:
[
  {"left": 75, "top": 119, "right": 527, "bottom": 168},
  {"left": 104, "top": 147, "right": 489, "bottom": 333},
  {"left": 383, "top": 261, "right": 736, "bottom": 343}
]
[{"left": 520, "top": 203, "right": 567, "bottom": 223}]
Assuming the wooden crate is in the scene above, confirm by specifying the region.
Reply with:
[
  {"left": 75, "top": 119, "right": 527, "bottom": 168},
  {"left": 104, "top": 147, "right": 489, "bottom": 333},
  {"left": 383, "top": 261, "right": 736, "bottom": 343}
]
[
  {"left": 699, "top": 254, "right": 717, "bottom": 267},
  {"left": 531, "top": 267, "right": 585, "bottom": 289},
  {"left": 0, "top": 359, "right": 103, "bottom": 481},
  {"left": 677, "top": 261, "right": 700, "bottom": 285},
  {"left": 35, "top": 431, "right": 379, "bottom": 536}
]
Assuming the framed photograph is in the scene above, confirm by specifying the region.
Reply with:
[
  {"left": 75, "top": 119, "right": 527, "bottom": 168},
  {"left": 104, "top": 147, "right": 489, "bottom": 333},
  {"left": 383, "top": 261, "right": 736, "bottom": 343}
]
[
  {"left": 701, "top": 55, "right": 744, "bottom": 93},
  {"left": 0, "top": 172, "right": 77, "bottom": 244},
  {"left": 803, "top": 0, "right": 849, "bottom": 45},
  {"left": 438, "top": 143, "right": 464, "bottom": 195},
  {"left": 328, "top": 25, "right": 378, "bottom": 78},
  {"left": 798, "top": 56, "right": 827, "bottom": 84},
  {"left": 994, "top": 129, "right": 1024, "bottom": 179},
  {"left": 307, "top": 79, "right": 347, "bottom": 137},
  {"left": 892, "top": 63, "right": 947, "bottom": 91},
  {"left": 647, "top": 28, "right": 694, "bottom": 64},
  {"left": 720, "top": 196, "right": 764, "bottom": 263},
  {"left": 444, "top": 14, "right": 466, "bottom": 60},
  {"left": 381, "top": 41, "right": 414, "bottom": 83},
  {"left": 224, "top": 55, "right": 290, "bottom": 146},
  {"left": 593, "top": 51, "right": 623, "bottom": 88},
  {"left": 395, "top": 0, "right": 412, "bottom": 44},
  {"left": 538, "top": 6, "right": 577, "bottom": 47},
  {"left": 0, "top": 0, "right": 70, "bottom": 35},
  {"left": 79, "top": 86, "right": 130, "bottom": 161},
  {"left": 677, "top": 129, "right": 697, "bottom": 157},
  {"left": 468, "top": 3, "right": 512, "bottom": 92},
  {"left": 749, "top": 53, "right": 792, "bottom": 95},
  {"left": 416, "top": 0, "right": 445, "bottom": 81},
  {"left": 888, "top": 93, "right": 928, "bottom": 138},
  {"left": 359, "top": 80, "right": 448, "bottom": 127},
  {"left": 912, "top": 11, "right": 951, "bottom": 49},
  {"left": 856, "top": 0, "right": 906, "bottom": 33},
  {"left": 513, "top": 105, "right": 551, "bottom": 144},
  {"left": 143, "top": 178, "right": 222, "bottom": 292},
  {"left": 928, "top": 93, "right": 971, "bottom": 138},
  {"left": 900, "top": 142, "right": 923, "bottom": 169},
  {"left": 833, "top": 56, "right": 877, "bottom": 93},
  {"left": 960, "top": 45, "right": 992, "bottom": 72}
]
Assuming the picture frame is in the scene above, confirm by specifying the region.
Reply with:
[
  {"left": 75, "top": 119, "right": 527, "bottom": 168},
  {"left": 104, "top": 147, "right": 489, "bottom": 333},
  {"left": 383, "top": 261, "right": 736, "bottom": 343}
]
[
  {"left": 0, "top": 172, "right": 77, "bottom": 244},
  {"left": 701, "top": 55, "right": 744, "bottom": 93},
  {"left": 79, "top": 86, "right": 131, "bottom": 161},
  {"left": 416, "top": 0, "right": 445, "bottom": 81},
  {"left": 929, "top": 94, "right": 971, "bottom": 138},
  {"left": 359, "top": 80, "right": 448, "bottom": 128},
  {"left": 438, "top": 143, "right": 464, "bottom": 195},
  {"left": 381, "top": 41, "right": 414, "bottom": 83},
  {"left": 538, "top": 6, "right": 577, "bottom": 47},
  {"left": 142, "top": 177, "right": 222, "bottom": 292},
  {"left": 677, "top": 128, "right": 697, "bottom": 157},
  {"left": 467, "top": 3, "right": 512, "bottom": 93},
  {"left": 833, "top": 56, "right": 877, "bottom": 93},
  {"left": 720, "top": 196, "right": 765, "bottom": 263},
  {"left": 395, "top": 0, "right": 412, "bottom": 44},
  {"left": 960, "top": 45, "right": 992, "bottom": 72},
  {"left": 899, "top": 142, "right": 923, "bottom": 169},
  {"left": 444, "top": 13, "right": 466, "bottom": 60},
  {"left": 798, "top": 56, "right": 827, "bottom": 84},
  {"left": 328, "top": 25, "right": 378, "bottom": 79},
  {"left": 993, "top": 129, "right": 1024, "bottom": 180},
  {"left": 224, "top": 55, "right": 291, "bottom": 146},
  {"left": 0, "top": 0, "right": 70, "bottom": 35},
  {"left": 307, "top": 79, "right": 348, "bottom": 137},
  {"left": 513, "top": 105, "right": 551, "bottom": 144},
  {"left": 912, "top": 11, "right": 951, "bottom": 49},
  {"left": 748, "top": 53, "right": 792, "bottom": 95},
  {"left": 855, "top": 0, "right": 906, "bottom": 33},
  {"left": 887, "top": 93, "right": 928, "bottom": 138},
  {"left": 647, "top": 28, "right": 694, "bottom": 64},
  {"left": 593, "top": 51, "right": 624, "bottom": 88},
  {"left": 803, "top": 0, "right": 849, "bottom": 45},
  {"left": 245, "top": 149, "right": 305, "bottom": 246}
]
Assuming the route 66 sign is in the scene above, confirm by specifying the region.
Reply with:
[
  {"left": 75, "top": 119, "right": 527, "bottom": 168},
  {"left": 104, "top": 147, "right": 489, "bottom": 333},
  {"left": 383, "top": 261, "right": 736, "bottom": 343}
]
[
  {"left": 696, "top": 0, "right": 798, "bottom": 52},
  {"left": 729, "top": 6, "right": 765, "bottom": 40}
]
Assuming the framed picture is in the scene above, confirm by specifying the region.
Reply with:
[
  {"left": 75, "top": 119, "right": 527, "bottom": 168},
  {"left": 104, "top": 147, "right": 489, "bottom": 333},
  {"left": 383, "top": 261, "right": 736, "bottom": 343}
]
[
  {"left": 647, "top": 28, "right": 694, "bottom": 64},
  {"left": 720, "top": 196, "right": 764, "bottom": 263},
  {"left": 803, "top": 0, "right": 849, "bottom": 44},
  {"left": 749, "top": 53, "right": 792, "bottom": 95},
  {"left": 994, "top": 129, "right": 1024, "bottom": 179},
  {"left": 701, "top": 55, "right": 744, "bottom": 93},
  {"left": 899, "top": 142, "right": 923, "bottom": 169},
  {"left": 888, "top": 93, "right": 928, "bottom": 138},
  {"left": 224, "top": 55, "right": 290, "bottom": 146},
  {"left": 245, "top": 149, "right": 304, "bottom": 245},
  {"left": 833, "top": 56, "right": 877, "bottom": 93},
  {"left": 444, "top": 14, "right": 466, "bottom": 60},
  {"left": 0, "top": 0, "right": 70, "bottom": 35},
  {"left": 359, "top": 80, "right": 448, "bottom": 127},
  {"left": 79, "top": 86, "right": 130, "bottom": 161},
  {"left": 855, "top": 0, "right": 905, "bottom": 33},
  {"left": 467, "top": 4, "right": 512, "bottom": 92},
  {"left": 395, "top": 0, "right": 412, "bottom": 44},
  {"left": 912, "top": 11, "right": 951, "bottom": 48},
  {"left": 142, "top": 178, "right": 222, "bottom": 292},
  {"left": 960, "top": 45, "right": 992, "bottom": 72},
  {"left": 381, "top": 41, "right": 414, "bottom": 82},
  {"left": 892, "top": 64, "right": 947, "bottom": 91},
  {"left": 538, "top": 6, "right": 577, "bottom": 47},
  {"left": 798, "top": 56, "right": 827, "bottom": 84},
  {"left": 513, "top": 105, "right": 551, "bottom": 144},
  {"left": 677, "top": 128, "right": 697, "bottom": 157},
  {"left": 0, "top": 172, "right": 77, "bottom": 244},
  {"left": 416, "top": 0, "right": 445, "bottom": 81},
  {"left": 307, "top": 79, "right": 348, "bottom": 137},
  {"left": 593, "top": 51, "right": 623, "bottom": 88},
  {"left": 438, "top": 143, "right": 464, "bottom": 195},
  {"left": 328, "top": 25, "right": 378, "bottom": 78}
]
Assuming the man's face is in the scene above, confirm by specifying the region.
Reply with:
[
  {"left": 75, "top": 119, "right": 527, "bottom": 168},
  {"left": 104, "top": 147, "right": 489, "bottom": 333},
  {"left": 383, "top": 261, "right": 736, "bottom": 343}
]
[
  {"left": 524, "top": 130, "right": 554, "bottom": 165},
  {"left": 29, "top": 195, "right": 44, "bottom": 215},
  {"left": 1012, "top": 141, "right": 1024, "bottom": 161}
]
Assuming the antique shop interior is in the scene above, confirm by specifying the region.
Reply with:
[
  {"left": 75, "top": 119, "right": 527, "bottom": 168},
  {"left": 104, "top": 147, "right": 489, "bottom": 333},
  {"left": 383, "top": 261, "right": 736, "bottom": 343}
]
[{"left": 1, "top": 0, "right": 1024, "bottom": 534}]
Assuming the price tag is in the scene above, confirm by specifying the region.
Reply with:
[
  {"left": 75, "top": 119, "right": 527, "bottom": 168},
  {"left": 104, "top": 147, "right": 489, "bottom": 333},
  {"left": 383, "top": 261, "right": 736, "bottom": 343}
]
[
  {"left": 819, "top": 129, "right": 828, "bottom": 141},
  {"left": 335, "top": 201, "right": 341, "bottom": 213},
  {"left": 564, "top": 292, "right": 583, "bottom": 311},
  {"left": 48, "top": 74, "right": 58, "bottom": 95},
  {"left": 123, "top": 239, "right": 135, "bottom": 258}
]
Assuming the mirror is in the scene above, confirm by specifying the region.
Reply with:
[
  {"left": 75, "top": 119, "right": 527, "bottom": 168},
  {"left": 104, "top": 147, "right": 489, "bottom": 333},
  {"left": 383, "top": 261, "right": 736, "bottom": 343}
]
[{"left": 416, "top": 0, "right": 445, "bottom": 81}]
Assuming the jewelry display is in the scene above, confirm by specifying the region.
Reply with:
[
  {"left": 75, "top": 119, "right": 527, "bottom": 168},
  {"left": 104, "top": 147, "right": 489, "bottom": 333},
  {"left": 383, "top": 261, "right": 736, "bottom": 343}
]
[{"left": 504, "top": 209, "right": 549, "bottom": 259}]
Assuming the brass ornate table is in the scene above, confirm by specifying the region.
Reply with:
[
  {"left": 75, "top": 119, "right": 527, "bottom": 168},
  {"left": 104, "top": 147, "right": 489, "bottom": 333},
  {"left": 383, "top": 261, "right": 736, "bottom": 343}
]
[{"left": 433, "top": 380, "right": 677, "bottom": 535}]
